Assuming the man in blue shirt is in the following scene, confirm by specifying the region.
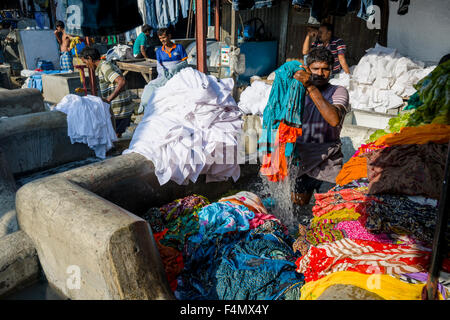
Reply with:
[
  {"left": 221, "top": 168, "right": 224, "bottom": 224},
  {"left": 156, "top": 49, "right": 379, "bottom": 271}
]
[
  {"left": 155, "top": 28, "right": 187, "bottom": 64},
  {"left": 133, "top": 25, "right": 157, "bottom": 59}
]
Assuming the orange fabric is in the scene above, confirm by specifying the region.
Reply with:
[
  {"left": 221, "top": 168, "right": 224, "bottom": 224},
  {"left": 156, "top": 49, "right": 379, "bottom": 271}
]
[
  {"left": 162, "top": 44, "right": 177, "bottom": 57},
  {"left": 374, "top": 124, "right": 450, "bottom": 146},
  {"left": 336, "top": 156, "right": 368, "bottom": 186},
  {"left": 260, "top": 122, "right": 302, "bottom": 182}
]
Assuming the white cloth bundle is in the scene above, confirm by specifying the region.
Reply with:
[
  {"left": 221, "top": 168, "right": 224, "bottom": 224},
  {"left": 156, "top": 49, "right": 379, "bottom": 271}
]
[
  {"left": 330, "top": 44, "right": 436, "bottom": 113},
  {"left": 124, "top": 67, "right": 243, "bottom": 185},
  {"left": 54, "top": 94, "right": 117, "bottom": 158},
  {"left": 238, "top": 80, "right": 272, "bottom": 116}
]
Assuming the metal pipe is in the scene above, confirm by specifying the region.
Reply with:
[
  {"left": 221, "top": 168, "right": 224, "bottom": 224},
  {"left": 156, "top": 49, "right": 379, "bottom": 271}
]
[
  {"left": 423, "top": 141, "right": 450, "bottom": 300},
  {"left": 195, "top": 0, "right": 208, "bottom": 73}
]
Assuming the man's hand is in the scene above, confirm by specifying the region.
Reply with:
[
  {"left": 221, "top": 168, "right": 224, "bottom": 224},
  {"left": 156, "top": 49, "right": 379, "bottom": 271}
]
[
  {"left": 293, "top": 67, "right": 313, "bottom": 88},
  {"left": 102, "top": 97, "right": 111, "bottom": 104}
]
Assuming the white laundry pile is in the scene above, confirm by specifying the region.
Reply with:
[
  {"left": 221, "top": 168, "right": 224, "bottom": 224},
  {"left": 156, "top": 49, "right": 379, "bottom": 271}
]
[
  {"left": 123, "top": 67, "right": 243, "bottom": 185},
  {"left": 54, "top": 94, "right": 117, "bottom": 159},
  {"left": 238, "top": 80, "right": 272, "bottom": 116},
  {"left": 330, "top": 44, "right": 435, "bottom": 113}
]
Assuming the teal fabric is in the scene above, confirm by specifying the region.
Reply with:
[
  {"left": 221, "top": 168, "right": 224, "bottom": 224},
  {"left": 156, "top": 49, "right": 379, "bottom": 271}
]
[
  {"left": 403, "top": 91, "right": 422, "bottom": 111},
  {"left": 133, "top": 33, "right": 149, "bottom": 56},
  {"left": 259, "top": 60, "right": 306, "bottom": 154}
]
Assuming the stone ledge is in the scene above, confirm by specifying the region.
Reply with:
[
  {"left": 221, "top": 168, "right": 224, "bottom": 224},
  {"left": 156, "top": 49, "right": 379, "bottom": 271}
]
[{"left": 0, "top": 231, "right": 40, "bottom": 298}]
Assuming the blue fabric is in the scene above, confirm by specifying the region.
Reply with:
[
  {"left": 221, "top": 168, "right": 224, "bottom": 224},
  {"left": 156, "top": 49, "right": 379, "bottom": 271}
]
[
  {"left": 189, "top": 202, "right": 255, "bottom": 244},
  {"left": 156, "top": 44, "right": 187, "bottom": 63},
  {"left": 180, "top": 0, "right": 190, "bottom": 18},
  {"left": 175, "top": 220, "right": 302, "bottom": 300},
  {"left": 36, "top": 60, "right": 54, "bottom": 70},
  {"left": 60, "top": 51, "right": 73, "bottom": 71},
  {"left": 216, "top": 232, "right": 304, "bottom": 300},
  {"left": 259, "top": 60, "right": 306, "bottom": 154},
  {"left": 357, "top": 0, "right": 376, "bottom": 21},
  {"left": 28, "top": 70, "right": 65, "bottom": 92},
  {"left": 144, "top": 0, "right": 160, "bottom": 29},
  {"left": 232, "top": 0, "right": 273, "bottom": 10}
]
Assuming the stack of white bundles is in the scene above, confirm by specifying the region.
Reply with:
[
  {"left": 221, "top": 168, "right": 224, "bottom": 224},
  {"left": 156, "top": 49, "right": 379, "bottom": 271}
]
[{"left": 123, "top": 67, "right": 243, "bottom": 185}]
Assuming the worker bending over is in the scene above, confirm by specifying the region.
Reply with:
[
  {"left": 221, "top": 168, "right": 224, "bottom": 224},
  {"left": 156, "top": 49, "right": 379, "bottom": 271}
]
[{"left": 80, "top": 47, "right": 135, "bottom": 138}]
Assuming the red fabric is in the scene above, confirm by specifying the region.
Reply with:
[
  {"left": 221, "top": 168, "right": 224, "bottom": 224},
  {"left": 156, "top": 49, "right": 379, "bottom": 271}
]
[
  {"left": 153, "top": 229, "right": 184, "bottom": 291},
  {"left": 312, "top": 188, "right": 378, "bottom": 217},
  {"left": 260, "top": 122, "right": 302, "bottom": 182}
]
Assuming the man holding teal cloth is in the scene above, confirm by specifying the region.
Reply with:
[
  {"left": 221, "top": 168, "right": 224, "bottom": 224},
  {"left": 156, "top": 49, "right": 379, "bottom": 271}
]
[{"left": 133, "top": 25, "right": 156, "bottom": 59}]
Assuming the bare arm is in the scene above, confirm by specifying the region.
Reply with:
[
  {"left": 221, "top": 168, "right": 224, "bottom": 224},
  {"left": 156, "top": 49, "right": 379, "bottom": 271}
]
[
  {"left": 306, "top": 86, "right": 341, "bottom": 127},
  {"left": 106, "top": 76, "right": 126, "bottom": 103},
  {"left": 140, "top": 45, "right": 148, "bottom": 59},
  {"left": 302, "top": 28, "right": 318, "bottom": 56},
  {"left": 338, "top": 54, "right": 350, "bottom": 74}
]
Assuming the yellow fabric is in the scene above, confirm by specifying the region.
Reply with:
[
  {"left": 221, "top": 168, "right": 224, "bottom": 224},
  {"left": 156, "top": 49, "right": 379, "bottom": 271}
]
[
  {"left": 300, "top": 271, "right": 444, "bottom": 300},
  {"left": 311, "top": 208, "right": 361, "bottom": 227},
  {"left": 374, "top": 124, "right": 450, "bottom": 146}
]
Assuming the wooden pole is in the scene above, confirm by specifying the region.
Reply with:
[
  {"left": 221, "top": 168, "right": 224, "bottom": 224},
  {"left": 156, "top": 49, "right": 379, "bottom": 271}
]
[
  {"left": 85, "top": 37, "right": 97, "bottom": 96},
  {"left": 215, "top": 0, "right": 220, "bottom": 41},
  {"left": 186, "top": 0, "right": 193, "bottom": 38},
  {"left": 195, "top": 0, "right": 208, "bottom": 73},
  {"left": 423, "top": 141, "right": 450, "bottom": 300}
]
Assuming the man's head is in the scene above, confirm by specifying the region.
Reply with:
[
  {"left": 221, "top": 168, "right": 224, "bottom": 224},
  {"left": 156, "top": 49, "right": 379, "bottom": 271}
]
[
  {"left": 157, "top": 28, "right": 172, "bottom": 47},
  {"left": 306, "top": 47, "right": 334, "bottom": 87},
  {"left": 142, "top": 24, "right": 152, "bottom": 37},
  {"left": 318, "top": 23, "right": 333, "bottom": 43},
  {"left": 55, "top": 20, "right": 65, "bottom": 33},
  {"left": 80, "top": 47, "right": 101, "bottom": 69}
]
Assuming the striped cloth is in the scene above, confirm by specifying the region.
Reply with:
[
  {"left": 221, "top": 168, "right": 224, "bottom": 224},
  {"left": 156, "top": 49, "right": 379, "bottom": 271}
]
[
  {"left": 95, "top": 60, "right": 135, "bottom": 119},
  {"left": 59, "top": 51, "right": 73, "bottom": 71},
  {"left": 296, "top": 238, "right": 431, "bottom": 282},
  {"left": 311, "top": 37, "right": 346, "bottom": 74}
]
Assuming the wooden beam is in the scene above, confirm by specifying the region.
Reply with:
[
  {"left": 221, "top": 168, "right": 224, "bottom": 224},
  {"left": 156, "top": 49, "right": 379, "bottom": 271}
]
[
  {"left": 196, "top": 0, "right": 208, "bottom": 73},
  {"left": 278, "top": 0, "right": 290, "bottom": 65},
  {"left": 215, "top": 0, "right": 220, "bottom": 41}
]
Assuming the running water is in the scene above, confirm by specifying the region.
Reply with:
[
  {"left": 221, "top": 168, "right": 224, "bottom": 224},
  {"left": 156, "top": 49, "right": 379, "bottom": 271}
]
[{"left": 245, "top": 156, "right": 314, "bottom": 234}]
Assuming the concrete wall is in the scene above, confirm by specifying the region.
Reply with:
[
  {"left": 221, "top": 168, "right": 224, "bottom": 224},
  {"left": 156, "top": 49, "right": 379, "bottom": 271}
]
[
  {"left": 0, "top": 111, "right": 94, "bottom": 176},
  {"left": 388, "top": 0, "right": 450, "bottom": 64},
  {"left": 15, "top": 153, "right": 260, "bottom": 300},
  {"left": 0, "top": 88, "right": 45, "bottom": 118},
  {"left": 0, "top": 148, "right": 18, "bottom": 238}
]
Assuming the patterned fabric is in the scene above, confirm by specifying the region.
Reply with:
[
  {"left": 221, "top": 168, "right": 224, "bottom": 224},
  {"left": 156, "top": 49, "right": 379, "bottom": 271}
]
[
  {"left": 365, "top": 194, "right": 439, "bottom": 244},
  {"left": 364, "top": 143, "right": 448, "bottom": 199},
  {"left": 312, "top": 188, "right": 377, "bottom": 217},
  {"left": 352, "top": 142, "right": 387, "bottom": 158},
  {"left": 95, "top": 60, "right": 135, "bottom": 119},
  {"left": 335, "top": 220, "right": 393, "bottom": 244},
  {"left": 305, "top": 222, "right": 345, "bottom": 246},
  {"left": 295, "top": 238, "right": 431, "bottom": 282},
  {"left": 219, "top": 191, "right": 269, "bottom": 215},
  {"left": 189, "top": 202, "right": 255, "bottom": 243},
  {"left": 153, "top": 229, "right": 184, "bottom": 291},
  {"left": 176, "top": 220, "right": 300, "bottom": 300},
  {"left": 216, "top": 231, "right": 304, "bottom": 300},
  {"left": 310, "top": 208, "right": 360, "bottom": 227},
  {"left": 60, "top": 51, "right": 73, "bottom": 71}
]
